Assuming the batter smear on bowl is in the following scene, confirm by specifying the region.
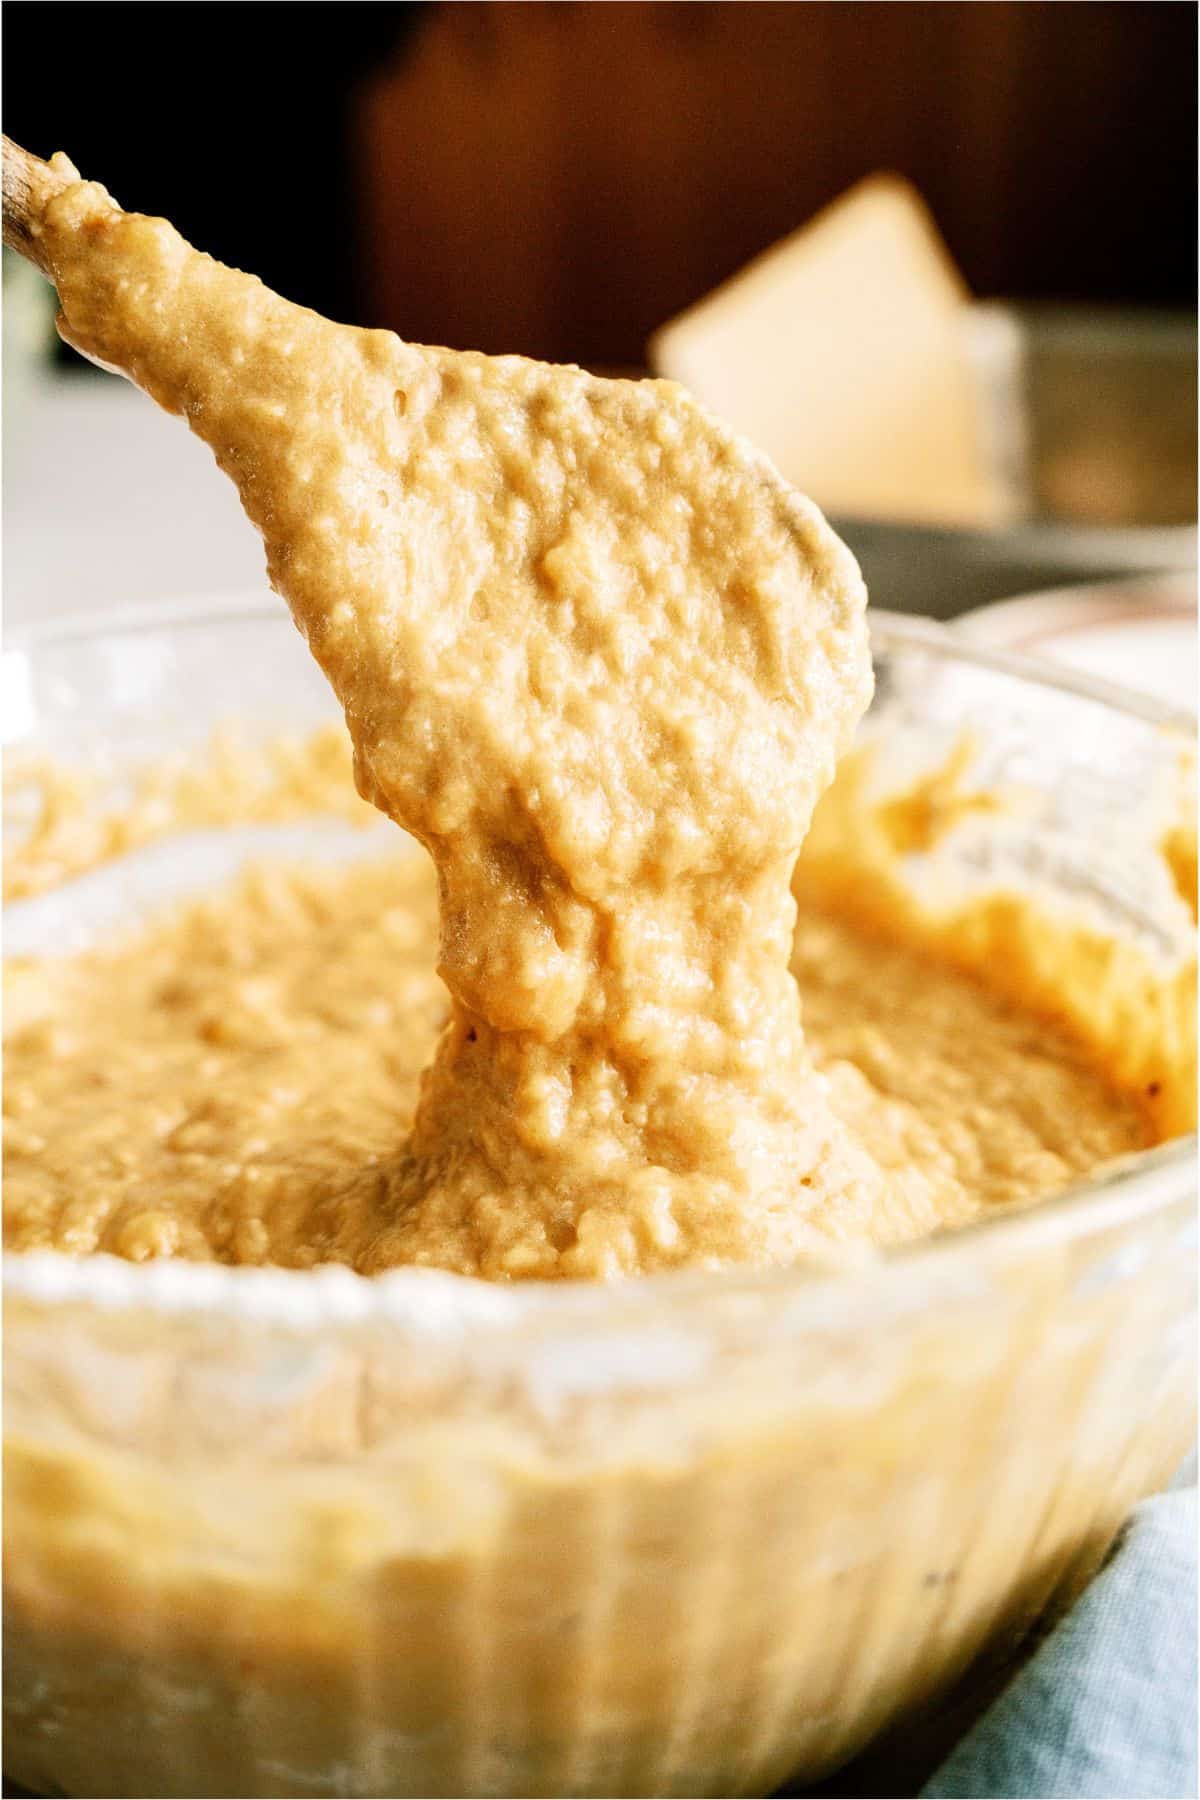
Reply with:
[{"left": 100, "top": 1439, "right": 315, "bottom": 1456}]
[{"left": 2, "top": 151, "right": 1176, "bottom": 1279}]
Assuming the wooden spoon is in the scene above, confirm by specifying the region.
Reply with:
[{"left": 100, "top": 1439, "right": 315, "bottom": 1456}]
[{"left": 2, "top": 136, "right": 73, "bottom": 275}]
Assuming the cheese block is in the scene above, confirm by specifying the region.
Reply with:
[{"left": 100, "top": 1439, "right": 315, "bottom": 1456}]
[{"left": 650, "top": 175, "right": 1009, "bottom": 527}]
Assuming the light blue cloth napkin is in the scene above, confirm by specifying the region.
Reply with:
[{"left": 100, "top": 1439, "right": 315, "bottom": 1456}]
[{"left": 922, "top": 1488, "right": 1198, "bottom": 1800}]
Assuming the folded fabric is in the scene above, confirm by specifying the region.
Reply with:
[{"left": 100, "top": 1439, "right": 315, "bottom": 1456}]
[{"left": 922, "top": 1488, "right": 1198, "bottom": 1800}]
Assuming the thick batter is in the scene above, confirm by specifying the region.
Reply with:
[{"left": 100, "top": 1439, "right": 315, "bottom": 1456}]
[
  {"left": 3, "top": 846, "right": 1153, "bottom": 1272},
  {"left": 1, "top": 154, "right": 1179, "bottom": 1279}
]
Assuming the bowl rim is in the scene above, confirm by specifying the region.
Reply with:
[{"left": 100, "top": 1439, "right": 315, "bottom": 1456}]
[{"left": 3, "top": 592, "right": 1196, "bottom": 1333}]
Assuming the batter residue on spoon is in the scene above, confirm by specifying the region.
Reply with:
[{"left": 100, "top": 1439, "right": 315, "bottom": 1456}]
[{"left": 3, "top": 159, "right": 1166, "bottom": 1278}]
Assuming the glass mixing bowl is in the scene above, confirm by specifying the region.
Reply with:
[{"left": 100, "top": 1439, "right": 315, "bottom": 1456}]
[{"left": 3, "top": 598, "right": 1196, "bottom": 1800}]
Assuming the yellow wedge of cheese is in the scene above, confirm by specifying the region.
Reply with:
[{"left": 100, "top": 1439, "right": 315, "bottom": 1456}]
[{"left": 650, "top": 175, "right": 1009, "bottom": 528}]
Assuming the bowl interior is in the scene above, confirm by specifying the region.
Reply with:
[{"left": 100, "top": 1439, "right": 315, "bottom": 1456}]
[{"left": 2, "top": 596, "right": 1195, "bottom": 1339}]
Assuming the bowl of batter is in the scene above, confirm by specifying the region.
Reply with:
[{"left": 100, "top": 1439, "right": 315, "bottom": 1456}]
[
  {"left": 1, "top": 142, "right": 1195, "bottom": 1797},
  {"left": 4, "top": 596, "right": 1195, "bottom": 1799}
]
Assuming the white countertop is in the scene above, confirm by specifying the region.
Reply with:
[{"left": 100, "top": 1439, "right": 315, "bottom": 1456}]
[{"left": 5, "top": 370, "right": 266, "bottom": 627}]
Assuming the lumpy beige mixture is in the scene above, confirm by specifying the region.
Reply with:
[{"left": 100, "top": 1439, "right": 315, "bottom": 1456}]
[
  {"left": 0, "top": 157, "right": 1176, "bottom": 1279},
  {"left": 4, "top": 848, "right": 1153, "bottom": 1274}
]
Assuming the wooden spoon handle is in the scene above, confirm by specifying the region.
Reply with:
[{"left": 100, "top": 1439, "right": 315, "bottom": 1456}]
[{"left": 3, "top": 136, "right": 73, "bottom": 274}]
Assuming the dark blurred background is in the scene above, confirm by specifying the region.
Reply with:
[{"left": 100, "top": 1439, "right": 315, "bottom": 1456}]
[{"left": 3, "top": 0, "right": 1196, "bottom": 367}]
